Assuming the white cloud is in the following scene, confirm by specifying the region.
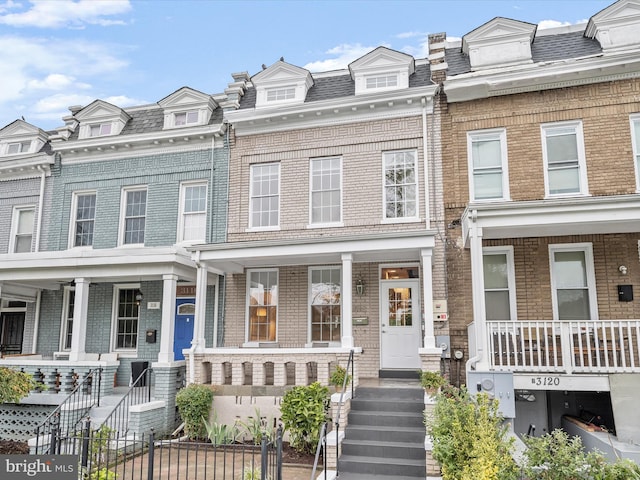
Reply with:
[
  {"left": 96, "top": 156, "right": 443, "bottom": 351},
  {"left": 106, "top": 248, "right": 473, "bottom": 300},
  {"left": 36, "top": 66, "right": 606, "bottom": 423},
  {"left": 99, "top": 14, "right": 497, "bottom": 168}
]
[
  {"left": 396, "top": 31, "right": 426, "bottom": 39},
  {"left": 0, "top": 0, "right": 131, "bottom": 29},
  {"left": 303, "top": 43, "right": 385, "bottom": 72},
  {"left": 29, "top": 93, "right": 146, "bottom": 123},
  {"left": 538, "top": 19, "right": 572, "bottom": 30},
  {"left": 26, "top": 73, "right": 90, "bottom": 91}
]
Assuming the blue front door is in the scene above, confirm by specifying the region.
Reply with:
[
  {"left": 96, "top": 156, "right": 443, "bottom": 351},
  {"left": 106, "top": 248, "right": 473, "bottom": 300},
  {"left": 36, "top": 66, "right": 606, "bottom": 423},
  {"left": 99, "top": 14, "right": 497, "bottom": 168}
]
[{"left": 173, "top": 298, "right": 195, "bottom": 361}]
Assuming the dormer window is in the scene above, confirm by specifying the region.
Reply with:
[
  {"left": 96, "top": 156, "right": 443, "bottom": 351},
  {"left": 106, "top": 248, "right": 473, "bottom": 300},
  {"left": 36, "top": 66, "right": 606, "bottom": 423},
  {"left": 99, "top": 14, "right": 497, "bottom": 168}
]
[
  {"left": 7, "top": 141, "right": 31, "bottom": 155},
  {"left": 266, "top": 87, "right": 296, "bottom": 102},
  {"left": 174, "top": 111, "right": 199, "bottom": 126},
  {"left": 365, "top": 75, "right": 398, "bottom": 90},
  {"left": 89, "top": 123, "right": 112, "bottom": 137}
]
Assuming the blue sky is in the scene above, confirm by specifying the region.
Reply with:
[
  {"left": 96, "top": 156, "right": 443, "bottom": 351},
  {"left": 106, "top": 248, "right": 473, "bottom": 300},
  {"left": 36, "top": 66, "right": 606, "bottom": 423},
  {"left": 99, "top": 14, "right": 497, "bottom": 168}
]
[{"left": 0, "top": 0, "right": 613, "bottom": 131}]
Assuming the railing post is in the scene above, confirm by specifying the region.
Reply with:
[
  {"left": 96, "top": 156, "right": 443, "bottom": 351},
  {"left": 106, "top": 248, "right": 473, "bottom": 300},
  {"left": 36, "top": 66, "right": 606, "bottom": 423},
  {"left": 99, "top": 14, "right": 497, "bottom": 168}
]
[
  {"left": 96, "top": 368, "right": 102, "bottom": 407},
  {"left": 276, "top": 425, "right": 283, "bottom": 480},
  {"left": 261, "top": 435, "right": 268, "bottom": 480},
  {"left": 50, "top": 413, "right": 60, "bottom": 455},
  {"left": 323, "top": 423, "right": 327, "bottom": 480},
  {"left": 561, "top": 322, "right": 573, "bottom": 374},
  {"left": 80, "top": 417, "right": 91, "bottom": 471},
  {"left": 147, "top": 430, "right": 155, "bottom": 480}
]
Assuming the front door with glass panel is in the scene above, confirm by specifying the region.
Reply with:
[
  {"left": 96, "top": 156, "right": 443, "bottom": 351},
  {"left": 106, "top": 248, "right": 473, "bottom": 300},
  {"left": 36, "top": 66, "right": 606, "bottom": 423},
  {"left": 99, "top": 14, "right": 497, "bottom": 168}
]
[
  {"left": 0, "top": 312, "right": 25, "bottom": 355},
  {"left": 381, "top": 280, "right": 421, "bottom": 369},
  {"left": 174, "top": 298, "right": 195, "bottom": 361}
]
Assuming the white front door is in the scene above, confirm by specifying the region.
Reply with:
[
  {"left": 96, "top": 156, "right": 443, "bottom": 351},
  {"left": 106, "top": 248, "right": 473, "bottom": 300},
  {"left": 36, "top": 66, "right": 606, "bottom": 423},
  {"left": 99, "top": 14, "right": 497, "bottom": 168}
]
[{"left": 380, "top": 280, "right": 422, "bottom": 369}]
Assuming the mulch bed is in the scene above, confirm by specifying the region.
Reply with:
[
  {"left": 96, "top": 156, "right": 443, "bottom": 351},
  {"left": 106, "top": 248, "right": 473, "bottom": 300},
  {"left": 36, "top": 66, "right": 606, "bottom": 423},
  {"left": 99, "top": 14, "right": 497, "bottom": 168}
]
[{"left": 0, "top": 439, "right": 29, "bottom": 454}]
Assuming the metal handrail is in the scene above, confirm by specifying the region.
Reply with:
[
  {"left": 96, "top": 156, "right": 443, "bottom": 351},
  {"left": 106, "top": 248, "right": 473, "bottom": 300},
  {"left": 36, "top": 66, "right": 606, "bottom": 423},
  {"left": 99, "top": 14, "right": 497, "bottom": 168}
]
[
  {"left": 310, "top": 349, "right": 355, "bottom": 479},
  {"left": 99, "top": 367, "right": 152, "bottom": 434},
  {"left": 34, "top": 367, "right": 102, "bottom": 453}
]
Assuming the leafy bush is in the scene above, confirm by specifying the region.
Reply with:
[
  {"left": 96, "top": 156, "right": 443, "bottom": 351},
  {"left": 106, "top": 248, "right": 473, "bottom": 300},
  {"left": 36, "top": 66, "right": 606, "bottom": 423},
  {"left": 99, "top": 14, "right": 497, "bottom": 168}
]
[
  {"left": 203, "top": 412, "right": 240, "bottom": 445},
  {"left": 420, "top": 370, "right": 447, "bottom": 392},
  {"left": 426, "top": 385, "right": 518, "bottom": 480},
  {"left": 0, "top": 367, "right": 38, "bottom": 403},
  {"left": 329, "top": 365, "right": 351, "bottom": 389},
  {"left": 175, "top": 384, "right": 214, "bottom": 439},
  {"left": 238, "top": 408, "right": 276, "bottom": 445},
  {"left": 87, "top": 468, "right": 118, "bottom": 480},
  {"left": 522, "top": 429, "right": 640, "bottom": 480},
  {"left": 280, "top": 382, "right": 329, "bottom": 454}
]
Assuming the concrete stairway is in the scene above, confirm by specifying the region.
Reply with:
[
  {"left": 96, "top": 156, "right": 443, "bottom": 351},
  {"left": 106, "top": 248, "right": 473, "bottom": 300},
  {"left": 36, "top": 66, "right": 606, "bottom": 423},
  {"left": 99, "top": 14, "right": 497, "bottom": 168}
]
[{"left": 338, "top": 385, "right": 426, "bottom": 479}]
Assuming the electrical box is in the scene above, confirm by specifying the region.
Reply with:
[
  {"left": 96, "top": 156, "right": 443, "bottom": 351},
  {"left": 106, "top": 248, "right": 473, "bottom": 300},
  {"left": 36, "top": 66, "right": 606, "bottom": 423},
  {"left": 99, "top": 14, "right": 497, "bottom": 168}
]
[
  {"left": 618, "top": 285, "right": 633, "bottom": 302},
  {"left": 433, "top": 299, "right": 448, "bottom": 321},
  {"left": 145, "top": 329, "right": 157, "bottom": 344},
  {"left": 467, "top": 371, "right": 515, "bottom": 418},
  {"left": 436, "top": 335, "right": 451, "bottom": 358}
]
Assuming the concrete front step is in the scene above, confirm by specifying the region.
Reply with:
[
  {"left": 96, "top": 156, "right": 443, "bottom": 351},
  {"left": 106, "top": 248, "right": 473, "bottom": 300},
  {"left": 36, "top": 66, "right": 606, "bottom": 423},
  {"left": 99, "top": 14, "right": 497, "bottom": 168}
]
[
  {"left": 350, "top": 397, "right": 424, "bottom": 413},
  {"left": 345, "top": 424, "right": 424, "bottom": 443},
  {"left": 348, "top": 410, "right": 423, "bottom": 428},
  {"left": 341, "top": 438, "right": 425, "bottom": 460},
  {"left": 355, "top": 386, "right": 423, "bottom": 401},
  {"left": 339, "top": 454, "right": 425, "bottom": 477}
]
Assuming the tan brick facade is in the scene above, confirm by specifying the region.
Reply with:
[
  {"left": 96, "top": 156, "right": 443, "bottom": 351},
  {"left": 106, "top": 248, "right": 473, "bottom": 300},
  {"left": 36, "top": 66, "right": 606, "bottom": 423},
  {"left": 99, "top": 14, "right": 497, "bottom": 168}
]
[{"left": 441, "top": 78, "right": 640, "bottom": 383}]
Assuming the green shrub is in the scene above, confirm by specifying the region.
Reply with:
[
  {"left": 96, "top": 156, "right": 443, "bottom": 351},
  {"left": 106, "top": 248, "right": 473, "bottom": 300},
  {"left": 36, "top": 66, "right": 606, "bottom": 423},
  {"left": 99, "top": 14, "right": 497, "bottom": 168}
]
[
  {"left": 238, "top": 408, "right": 276, "bottom": 445},
  {"left": 426, "top": 385, "right": 518, "bottom": 480},
  {"left": 280, "top": 382, "right": 329, "bottom": 454},
  {"left": 329, "top": 365, "right": 351, "bottom": 389},
  {"left": 203, "top": 412, "right": 240, "bottom": 445},
  {"left": 88, "top": 468, "right": 117, "bottom": 480},
  {"left": 0, "top": 367, "right": 38, "bottom": 403},
  {"left": 176, "top": 384, "right": 214, "bottom": 439}
]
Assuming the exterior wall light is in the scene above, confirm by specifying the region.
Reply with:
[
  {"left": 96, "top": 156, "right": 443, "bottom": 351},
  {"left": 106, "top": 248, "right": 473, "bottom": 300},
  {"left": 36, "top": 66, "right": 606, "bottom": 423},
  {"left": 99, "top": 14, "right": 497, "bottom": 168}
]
[
  {"left": 355, "top": 277, "right": 365, "bottom": 296},
  {"left": 619, "top": 265, "right": 628, "bottom": 275}
]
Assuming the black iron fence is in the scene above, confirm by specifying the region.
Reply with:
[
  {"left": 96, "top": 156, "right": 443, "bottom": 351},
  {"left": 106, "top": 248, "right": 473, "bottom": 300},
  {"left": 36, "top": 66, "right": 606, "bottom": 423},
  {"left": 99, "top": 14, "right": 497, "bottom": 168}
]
[{"left": 45, "top": 418, "right": 283, "bottom": 480}]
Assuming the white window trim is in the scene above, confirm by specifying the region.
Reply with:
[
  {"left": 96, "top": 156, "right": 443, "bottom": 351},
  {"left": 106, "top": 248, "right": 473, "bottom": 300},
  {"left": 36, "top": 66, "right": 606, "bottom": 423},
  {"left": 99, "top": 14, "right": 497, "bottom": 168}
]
[
  {"left": 266, "top": 86, "right": 296, "bottom": 103},
  {"left": 467, "top": 128, "right": 510, "bottom": 202},
  {"left": 68, "top": 190, "right": 96, "bottom": 249},
  {"left": 630, "top": 114, "right": 640, "bottom": 193},
  {"left": 307, "top": 266, "right": 342, "bottom": 347},
  {"left": 244, "top": 268, "right": 279, "bottom": 347},
  {"left": 365, "top": 73, "right": 399, "bottom": 91},
  {"left": 86, "top": 122, "right": 113, "bottom": 138},
  {"left": 5, "top": 141, "right": 31, "bottom": 156},
  {"left": 541, "top": 121, "right": 588, "bottom": 198},
  {"left": 248, "top": 163, "right": 281, "bottom": 230},
  {"left": 177, "top": 181, "right": 208, "bottom": 244},
  {"left": 483, "top": 246, "right": 517, "bottom": 321},
  {"left": 110, "top": 283, "right": 141, "bottom": 354},
  {"left": 548, "top": 243, "right": 599, "bottom": 322},
  {"left": 381, "top": 149, "right": 420, "bottom": 222},
  {"left": 59, "top": 286, "right": 75, "bottom": 351},
  {"left": 118, "top": 186, "right": 147, "bottom": 247},
  {"left": 308, "top": 156, "right": 343, "bottom": 228},
  {"left": 9, "top": 205, "right": 35, "bottom": 254}
]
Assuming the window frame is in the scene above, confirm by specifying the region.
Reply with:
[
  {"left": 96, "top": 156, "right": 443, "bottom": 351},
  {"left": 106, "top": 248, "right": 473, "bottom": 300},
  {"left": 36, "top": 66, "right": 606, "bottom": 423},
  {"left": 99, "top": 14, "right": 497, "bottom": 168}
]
[
  {"left": 308, "top": 266, "right": 342, "bottom": 346},
  {"left": 174, "top": 110, "right": 199, "bottom": 127},
  {"left": 6, "top": 141, "right": 31, "bottom": 155},
  {"left": 467, "top": 128, "right": 510, "bottom": 202},
  {"left": 110, "top": 284, "right": 141, "bottom": 354},
  {"left": 365, "top": 74, "right": 399, "bottom": 91},
  {"left": 248, "top": 163, "right": 280, "bottom": 230},
  {"left": 69, "top": 191, "right": 97, "bottom": 249},
  {"left": 245, "top": 269, "right": 279, "bottom": 346},
  {"left": 119, "top": 186, "right": 147, "bottom": 246},
  {"left": 382, "top": 149, "right": 420, "bottom": 222},
  {"left": 482, "top": 246, "right": 517, "bottom": 322},
  {"left": 308, "top": 156, "right": 343, "bottom": 227},
  {"left": 266, "top": 86, "right": 296, "bottom": 103},
  {"left": 59, "top": 286, "right": 75, "bottom": 351},
  {"left": 9, "top": 205, "right": 36, "bottom": 253},
  {"left": 630, "top": 114, "right": 640, "bottom": 192},
  {"left": 89, "top": 123, "right": 112, "bottom": 137},
  {"left": 548, "top": 243, "right": 598, "bottom": 322},
  {"left": 177, "top": 181, "right": 208, "bottom": 244},
  {"left": 541, "top": 121, "right": 588, "bottom": 197}
]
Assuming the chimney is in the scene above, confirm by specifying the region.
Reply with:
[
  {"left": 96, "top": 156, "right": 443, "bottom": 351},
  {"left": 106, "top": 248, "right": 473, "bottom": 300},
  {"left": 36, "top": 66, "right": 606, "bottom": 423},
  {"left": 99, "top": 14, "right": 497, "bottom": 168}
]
[{"left": 428, "top": 33, "right": 448, "bottom": 84}]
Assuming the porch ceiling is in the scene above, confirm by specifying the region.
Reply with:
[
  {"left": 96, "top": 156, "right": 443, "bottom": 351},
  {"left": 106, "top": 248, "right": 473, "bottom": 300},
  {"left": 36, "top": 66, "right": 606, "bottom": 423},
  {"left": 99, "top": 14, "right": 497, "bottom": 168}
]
[
  {"left": 462, "top": 195, "right": 640, "bottom": 243},
  {"left": 192, "top": 230, "right": 437, "bottom": 273}
]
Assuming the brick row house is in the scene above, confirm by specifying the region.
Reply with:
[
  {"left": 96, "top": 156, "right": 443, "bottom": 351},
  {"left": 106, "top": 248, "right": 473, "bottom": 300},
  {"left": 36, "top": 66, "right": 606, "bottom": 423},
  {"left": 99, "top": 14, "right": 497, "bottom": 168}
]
[{"left": 439, "top": 0, "right": 640, "bottom": 456}]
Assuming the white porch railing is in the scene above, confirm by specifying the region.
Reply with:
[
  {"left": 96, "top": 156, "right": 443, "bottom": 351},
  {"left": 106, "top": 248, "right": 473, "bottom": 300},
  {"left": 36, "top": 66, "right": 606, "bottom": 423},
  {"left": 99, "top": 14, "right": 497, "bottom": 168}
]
[
  {"left": 486, "top": 320, "right": 640, "bottom": 374},
  {"left": 188, "top": 348, "right": 360, "bottom": 388}
]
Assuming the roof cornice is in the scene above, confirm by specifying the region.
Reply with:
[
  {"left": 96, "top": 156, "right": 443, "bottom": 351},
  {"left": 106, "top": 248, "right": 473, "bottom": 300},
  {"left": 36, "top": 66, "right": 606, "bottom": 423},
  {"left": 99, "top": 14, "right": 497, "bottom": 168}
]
[
  {"left": 226, "top": 85, "right": 438, "bottom": 136},
  {"left": 0, "top": 153, "right": 54, "bottom": 180},
  {"left": 444, "top": 50, "right": 640, "bottom": 102}
]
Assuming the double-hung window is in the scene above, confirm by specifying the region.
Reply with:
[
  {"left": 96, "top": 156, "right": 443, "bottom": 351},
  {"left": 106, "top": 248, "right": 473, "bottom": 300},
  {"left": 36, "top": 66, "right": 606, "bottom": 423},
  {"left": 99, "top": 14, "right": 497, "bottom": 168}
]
[
  {"left": 72, "top": 192, "right": 96, "bottom": 247},
  {"left": 383, "top": 150, "right": 418, "bottom": 220},
  {"left": 541, "top": 121, "right": 587, "bottom": 196},
  {"left": 7, "top": 141, "right": 30, "bottom": 155},
  {"left": 549, "top": 244, "right": 597, "bottom": 321},
  {"left": 468, "top": 129, "right": 509, "bottom": 201},
  {"left": 310, "top": 156, "right": 341, "bottom": 225},
  {"left": 249, "top": 163, "right": 280, "bottom": 229},
  {"left": 10, "top": 206, "right": 35, "bottom": 253},
  {"left": 113, "top": 286, "right": 140, "bottom": 351},
  {"left": 247, "top": 270, "right": 278, "bottom": 343},
  {"left": 483, "top": 247, "right": 516, "bottom": 321},
  {"left": 60, "top": 288, "right": 75, "bottom": 351},
  {"left": 89, "top": 123, "right": 112, "bottom": 137},
  {"left": 174, "top": 111, "right": 199, "bottom": 126},
  {"left": 121, "top": 188, "right": 147, "bottom": 245},
  {"left": 309, "top": 267, "right": 341, "bottom": 343},
  {"left": 179, "top": 182, "right": 207, "bottom": 243},
  {"left": 631, "top": 115, "right": 640, "bottom": 190}
]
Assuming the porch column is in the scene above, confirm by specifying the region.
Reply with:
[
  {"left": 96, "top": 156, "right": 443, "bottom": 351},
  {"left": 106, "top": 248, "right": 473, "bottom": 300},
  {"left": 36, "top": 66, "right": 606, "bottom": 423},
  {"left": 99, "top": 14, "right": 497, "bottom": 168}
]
[
  {"left": 469, "top": 224, "right": 490, "bottom": 370},
  {"left": 69, "top": 277, "right": 90, "bottom": 362},
  {"left": 193, "top": 265, "right": 208, "bottom": 352},
  {"left": 341, "top": 253, "right": 354, "bottom": 348},
  {"left": 157, "top": 274, "right": 178, "bottom": 363},
  {"left": 421, "top": 249, "right": 437, "bottom": 349}
]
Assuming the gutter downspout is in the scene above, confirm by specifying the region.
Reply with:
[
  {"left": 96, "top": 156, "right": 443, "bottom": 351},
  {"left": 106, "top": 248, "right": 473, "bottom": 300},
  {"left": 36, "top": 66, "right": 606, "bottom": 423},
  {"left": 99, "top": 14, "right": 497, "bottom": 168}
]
[
  {"left": 421, "top": 97, "right": 431, "bottom": 230},
  {"left": 31, "top": 290, "right": 42, "bottom": 354},
  {"left": 35, "top": 165, "right": 46, "bottom": 252},
  {"left": 208, "top": 136, "right": 216, "bottom": 244}
]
